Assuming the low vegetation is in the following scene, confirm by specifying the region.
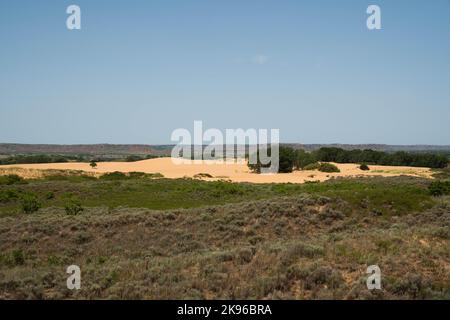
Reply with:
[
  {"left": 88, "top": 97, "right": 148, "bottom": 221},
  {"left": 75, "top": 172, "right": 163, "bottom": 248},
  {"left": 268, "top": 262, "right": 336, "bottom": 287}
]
[
  {"left": 0, "top": 174, "right": 25, "bottom": 185},
  {"left": 0, "top": 165, "right": 448, "bottom": 299},
  {"left": 0, "top": 188, "right": 448, "bottom": 299},
  {"left": 0, "top": 172, "right": 437, "bottom": 217},
  {"left": 428, "top": 180, "right": 450, "bottom": 197}
]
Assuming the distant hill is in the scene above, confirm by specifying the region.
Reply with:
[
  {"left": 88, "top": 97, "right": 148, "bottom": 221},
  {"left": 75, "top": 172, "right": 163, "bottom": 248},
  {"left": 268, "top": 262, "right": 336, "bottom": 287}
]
[
  {"left": 0, "top": 144, "right": 173, "bottom": 157},
  {"left": 1, "top": 143, "right": 449, "bottom": 157}
]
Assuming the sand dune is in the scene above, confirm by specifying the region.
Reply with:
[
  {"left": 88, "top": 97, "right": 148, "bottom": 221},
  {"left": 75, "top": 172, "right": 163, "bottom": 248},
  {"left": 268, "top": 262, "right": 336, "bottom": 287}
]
[{"left": 0, "top": 157, "right": 433, "bottom": 183}]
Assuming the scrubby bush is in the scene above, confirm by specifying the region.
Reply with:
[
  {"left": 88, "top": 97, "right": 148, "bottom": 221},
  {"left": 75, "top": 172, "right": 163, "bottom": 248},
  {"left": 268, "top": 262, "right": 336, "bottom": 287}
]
[
  {"left": 100, "top": 171, "right": 127, "bottom": 180},
  {"left": 428, "top": 180, "right": 450, "bottom": 196},
  {"left": 128, "top": 171, "right": 147, "bottom": 178},
  {"left": 0, "top": 189, "right": 19, "bottom": 203},
  {"left": 146, "top": 172, "right": 164, "bottom": 178},
  {"left": 45, "top": 191, "right": 55, "bottom": 200},
  {"left": 194, "top": 173, "right": 213, "bottom": 179},
  {"left": 318, "top": 163, "right": 340, "bottom": 173},
  {"left": 359, "top": 163, "right": 370, "bottom": 171},
  {"left": 89, "top": 161, "right": 97, "bottom": 169},
  {"left": 1, "top": 250, "right": 26, "bottom": 266},
  {"left": 0, "top": 174, "right": 25, "bottom": 185},
  {"left": 64, "top": 197, "right": 84, "bottom": 215},
  {"left": 303, "top": 162, "right": 320, "bottom": 170},
  {"left": 21, "top": 194, "right": 41, "bottom": 214},
  {"left": 126, "top": 172, "right": 164, "bottom": 179}
]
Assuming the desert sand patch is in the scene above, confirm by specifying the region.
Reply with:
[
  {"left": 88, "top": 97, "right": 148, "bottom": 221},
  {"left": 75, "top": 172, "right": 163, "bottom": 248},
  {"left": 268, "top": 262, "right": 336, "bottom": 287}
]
[{"left": 0, "top": 157, "right": 433, "bottom": 183}]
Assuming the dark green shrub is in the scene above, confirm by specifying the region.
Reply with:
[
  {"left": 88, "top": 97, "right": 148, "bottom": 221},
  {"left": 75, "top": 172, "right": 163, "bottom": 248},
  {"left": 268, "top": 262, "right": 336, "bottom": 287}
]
[
  {"left": 127, "top": 171, "right": 164, "bottom": 179},
  {"left": 11, "top": 250, "right": 25, "bottom": 266},
  {"left": 64, "top": 198, "right": 84, "bottom": 215},
  {"left": 359, "top": 163, "right": 370, "bottom": 171},
  {"left": 194, "top": 173, "right": 213, "bottom": 179},
  {"left": 1, "top": 250, "right": 26, "bottom": 266},
  {"left": 128, "top": 171, "right": 147, "bottom": 178},
  {"left": 0, "top": 174, "right": 25, "bottom": 185},
  {"left": 100, "top": 171, "right": 128, "bottom": 180},
  {"left": 147, "top": 172, "right": 164, "bottom": 178},
  {"left": 0, "top": 189, "right": 19, "bottom": 203},
  {"left": 126, "top": 155, "right": 144, "bottom": 162},
  {"left": 45, "top": 191, "right": 55, "bottom": 200},
  {"left": 318, "top": 163, "right": 340, "bottom": 173},
  {"left": 303, "top": 162, "right": 320, "bottom": 170},
  {"left": 21, "top": 194, "right": 41, "bottom": 214},
  {"left": 428, "top": 180, "right": 450, "bottom": 196}
]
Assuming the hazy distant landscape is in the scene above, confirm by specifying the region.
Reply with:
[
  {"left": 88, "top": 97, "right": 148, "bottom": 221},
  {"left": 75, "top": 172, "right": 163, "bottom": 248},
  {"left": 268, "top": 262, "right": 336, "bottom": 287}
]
[{"left": 2, "top": 143, "right": 450, "bottom": 157}]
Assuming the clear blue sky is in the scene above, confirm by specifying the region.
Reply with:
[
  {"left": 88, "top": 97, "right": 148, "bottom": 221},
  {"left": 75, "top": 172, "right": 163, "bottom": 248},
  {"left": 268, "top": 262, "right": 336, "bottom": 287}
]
[{"left": 1, "top": 0, "right": 449, "bottom": 145}]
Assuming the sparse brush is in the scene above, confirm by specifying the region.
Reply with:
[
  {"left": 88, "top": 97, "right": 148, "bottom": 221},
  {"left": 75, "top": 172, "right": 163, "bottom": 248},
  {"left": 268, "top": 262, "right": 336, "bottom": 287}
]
[
  {"left": 64, "top": 197, "right": 84, "bottom": 215},
  {"left": 20, "top": 193, "right": 41, "bottom": 214},
  {"left": 318, "top": 163, "right": 340, "bottom": 173}
]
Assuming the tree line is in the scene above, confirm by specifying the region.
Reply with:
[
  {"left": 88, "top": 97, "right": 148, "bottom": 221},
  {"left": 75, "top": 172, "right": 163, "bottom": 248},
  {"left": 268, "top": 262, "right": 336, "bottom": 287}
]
[
  {"left": 248, "top": 146, "right": 449, "bottom": 173},
  {"left": 313, "top": 147, "right": 448, "bottom": 169},
  {"left": 0, "top": 154, "right": 81, "bottom": 165}
]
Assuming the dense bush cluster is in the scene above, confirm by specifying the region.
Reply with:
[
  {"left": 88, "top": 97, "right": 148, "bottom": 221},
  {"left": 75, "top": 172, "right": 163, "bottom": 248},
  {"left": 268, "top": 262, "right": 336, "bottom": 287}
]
[
  {"left": 318, "top": 163, "right": 340, "bottom": 173},
  {"left": 359, "top": 163, "right": 370, "bottom": 171}
]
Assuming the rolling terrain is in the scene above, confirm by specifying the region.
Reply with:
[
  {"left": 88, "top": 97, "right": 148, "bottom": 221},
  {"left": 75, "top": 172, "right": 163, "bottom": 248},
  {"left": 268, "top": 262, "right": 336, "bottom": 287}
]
[{"left": 0, "top": 174, "right": 449, "bottom": 299}]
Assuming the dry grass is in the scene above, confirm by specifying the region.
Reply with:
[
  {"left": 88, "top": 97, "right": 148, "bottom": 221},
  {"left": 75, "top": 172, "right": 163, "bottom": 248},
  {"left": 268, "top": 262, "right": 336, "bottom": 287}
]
[{"left": 0, "top": 195, "right": 448, "bottom": 299}]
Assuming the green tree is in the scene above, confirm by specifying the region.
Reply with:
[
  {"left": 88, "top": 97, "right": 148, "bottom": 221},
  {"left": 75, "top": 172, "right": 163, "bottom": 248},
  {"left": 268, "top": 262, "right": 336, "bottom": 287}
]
[
  {"left": 295, "top": 150, "right": 317, "bottom": 170},
  {"left": 248, "top": 146, "right": 297, "bottom": 173},
  {"left": 278, "top": 146, "right": 297, "bottom": 173}
]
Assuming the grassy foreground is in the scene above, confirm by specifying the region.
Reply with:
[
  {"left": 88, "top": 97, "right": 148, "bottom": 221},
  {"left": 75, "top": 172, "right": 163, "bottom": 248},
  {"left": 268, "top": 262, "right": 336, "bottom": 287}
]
[{"left": 0, "top": 174, "right": 449, "bottom": 299}]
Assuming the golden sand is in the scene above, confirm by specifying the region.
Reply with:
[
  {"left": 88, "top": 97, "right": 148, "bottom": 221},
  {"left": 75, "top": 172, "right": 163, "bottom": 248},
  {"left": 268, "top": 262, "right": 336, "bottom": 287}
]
[{"left": 0, "top": 157, "right": 433, "bottom": 183}]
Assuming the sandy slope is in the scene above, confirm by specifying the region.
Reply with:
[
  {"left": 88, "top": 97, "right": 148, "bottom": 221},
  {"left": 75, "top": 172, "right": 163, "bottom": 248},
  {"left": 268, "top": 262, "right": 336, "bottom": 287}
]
[{"left": 0, "top": 157, "right": 433, "bottom": 183}]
